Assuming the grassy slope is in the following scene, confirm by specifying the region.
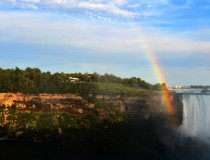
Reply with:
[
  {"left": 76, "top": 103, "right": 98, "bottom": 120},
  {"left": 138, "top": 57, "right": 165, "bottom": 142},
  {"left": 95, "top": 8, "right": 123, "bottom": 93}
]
[{"left": 94, "top": 82, "right": 154, "bottom": 96}]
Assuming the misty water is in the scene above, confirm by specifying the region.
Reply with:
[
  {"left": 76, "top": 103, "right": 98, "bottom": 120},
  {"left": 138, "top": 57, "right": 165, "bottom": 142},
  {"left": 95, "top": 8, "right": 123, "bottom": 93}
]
[{"left": 181, "top": 94, "right": 210, "bottom": 141}]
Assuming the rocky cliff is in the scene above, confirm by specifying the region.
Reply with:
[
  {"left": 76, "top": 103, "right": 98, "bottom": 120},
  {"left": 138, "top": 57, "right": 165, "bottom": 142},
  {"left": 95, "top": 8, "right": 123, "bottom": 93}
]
[
  {"left": 0, "top": 92, "right": 183, "bottom": 125},
  {"left": 0, "top": 93, "right": 93, "bottom": 114},
  {"left": 96, "top": 92, "right": 183, "bottom": 126}
]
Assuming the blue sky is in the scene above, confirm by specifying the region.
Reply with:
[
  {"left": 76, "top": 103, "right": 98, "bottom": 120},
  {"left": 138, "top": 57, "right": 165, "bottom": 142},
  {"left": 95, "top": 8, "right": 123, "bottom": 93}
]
[{"left": 0, "top": 0, "right": 210, "bottom": 86}]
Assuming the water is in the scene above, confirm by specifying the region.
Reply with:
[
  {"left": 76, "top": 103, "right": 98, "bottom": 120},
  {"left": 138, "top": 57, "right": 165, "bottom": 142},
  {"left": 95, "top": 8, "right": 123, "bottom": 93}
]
[
  {"left": 181, "top": 94, "right": 210, "bottom": 139},
  {"left": 170, "top": 88, "right": 203, "bottom": 94}
]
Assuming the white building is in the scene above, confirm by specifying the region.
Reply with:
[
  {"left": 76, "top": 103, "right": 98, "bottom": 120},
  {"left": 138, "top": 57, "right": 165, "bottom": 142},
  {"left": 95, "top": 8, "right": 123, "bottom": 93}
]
[{"left": 69, "top": 77, "right": 80, "bottom": 83}]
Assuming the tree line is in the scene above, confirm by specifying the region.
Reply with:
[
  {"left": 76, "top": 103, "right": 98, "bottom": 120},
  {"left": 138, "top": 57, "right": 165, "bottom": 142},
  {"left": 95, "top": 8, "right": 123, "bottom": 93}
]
[{"left": 0, "top": 67, "right": 162, "bottom": 95}]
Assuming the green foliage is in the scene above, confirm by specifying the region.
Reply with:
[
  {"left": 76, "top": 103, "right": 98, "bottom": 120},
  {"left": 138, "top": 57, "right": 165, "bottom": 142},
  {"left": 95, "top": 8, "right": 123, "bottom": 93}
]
[
  {"left": 152, "top": 83, "right": 162, "bottom": 91},
  {"left": 1, "top": 109, "right": 113, "bottom": 132},
  {"left": 95, "top": 83, "right": 153, "bottom": 96},
  {"left": 0, "top": 67, "right": 157, "bottom": 95},
  {"left": 123, "top": 77, "right": 152, "bottom": 89},
  {"left": 1, "top": 107, "right": 182, "bottom": 155}
]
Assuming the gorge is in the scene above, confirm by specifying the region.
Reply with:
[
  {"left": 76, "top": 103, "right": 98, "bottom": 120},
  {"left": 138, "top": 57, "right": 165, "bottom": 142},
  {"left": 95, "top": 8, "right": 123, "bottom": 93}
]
[
  {"left": 1, "top": 91, "right": 210, "bottom": 159},
  {"left": 1, "top": 92, "right": 210, "bottom": 135}
]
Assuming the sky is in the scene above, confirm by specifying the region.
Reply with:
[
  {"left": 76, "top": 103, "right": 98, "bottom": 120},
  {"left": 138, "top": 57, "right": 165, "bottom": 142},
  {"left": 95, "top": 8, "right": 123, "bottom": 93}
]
[{"left": 0, "top": 0, "right": 210, "bottom": 86}]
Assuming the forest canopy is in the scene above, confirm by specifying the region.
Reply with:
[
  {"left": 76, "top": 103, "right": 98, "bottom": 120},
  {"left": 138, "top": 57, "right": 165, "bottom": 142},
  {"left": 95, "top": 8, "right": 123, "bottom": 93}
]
[{"left": 0, "top": 67, "right": 162, "bottom": 95}]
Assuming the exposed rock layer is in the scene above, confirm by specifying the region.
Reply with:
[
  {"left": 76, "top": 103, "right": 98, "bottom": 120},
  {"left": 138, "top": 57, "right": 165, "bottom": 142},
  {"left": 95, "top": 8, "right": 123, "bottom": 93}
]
[
  {"left": 0, "top": 92, "right": 183, "bottom": 125},
  {"left": 96, "top": 92, "right": 183, "bottom": 126},
  {"left": 0, "top": 93, "right": 93, "bottom": 114}
]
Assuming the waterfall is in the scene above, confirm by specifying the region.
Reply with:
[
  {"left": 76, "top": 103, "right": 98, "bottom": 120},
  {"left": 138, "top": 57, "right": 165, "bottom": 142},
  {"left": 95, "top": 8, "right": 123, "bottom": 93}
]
[{"left": 181, "top": 94, "right": 210, "bottom": 138}]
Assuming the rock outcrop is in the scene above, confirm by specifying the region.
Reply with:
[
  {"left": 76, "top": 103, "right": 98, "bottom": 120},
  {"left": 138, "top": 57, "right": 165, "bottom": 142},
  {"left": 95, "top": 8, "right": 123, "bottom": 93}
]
[
  {"left": 96, "top": 92, "right": 183, "bottom": 126},
  {"left": 0, "top": 93, "right": 93, "bottom": 114},
  {"left": 0, "top": 92, "right": 183, "bottom": 125}
]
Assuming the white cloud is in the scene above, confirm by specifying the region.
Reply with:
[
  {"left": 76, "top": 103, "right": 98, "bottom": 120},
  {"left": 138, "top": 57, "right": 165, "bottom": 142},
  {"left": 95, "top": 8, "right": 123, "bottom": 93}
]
[
  {"left": 113, "top": 0, "right": 126, "bottom": 5},
  {"left": 0, "top": 0, "right": 134, "bottom": 17},
  {"left": 21, "top": 0, "right": 40, "bottom": 2},
  {"left": 1, "top": 0, "right": 195, "bottom": 19},
  {"left": 78, "top": 2, "right": 107, "bottom": 10},
  {"left": 0, "top": 11, "right": 210, "bottom": 59}
]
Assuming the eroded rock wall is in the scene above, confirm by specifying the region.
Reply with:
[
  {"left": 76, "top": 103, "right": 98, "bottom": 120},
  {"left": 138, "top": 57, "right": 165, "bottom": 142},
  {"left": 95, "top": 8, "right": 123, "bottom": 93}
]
[
  {"left": 0, "top": 92, "right": 183, "bottom": 125},
  {"left": 96, "top": 92, "right": 183, "bottom": 126},
  {"left": 0, "top": 93, "right": 93, "bottom": 114}
]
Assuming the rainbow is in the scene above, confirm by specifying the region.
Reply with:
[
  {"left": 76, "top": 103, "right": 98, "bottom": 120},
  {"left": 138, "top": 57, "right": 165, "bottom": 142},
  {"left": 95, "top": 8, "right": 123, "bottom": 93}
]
[{"left": 132, "top": 24, "right": 174, "bottom": 114}]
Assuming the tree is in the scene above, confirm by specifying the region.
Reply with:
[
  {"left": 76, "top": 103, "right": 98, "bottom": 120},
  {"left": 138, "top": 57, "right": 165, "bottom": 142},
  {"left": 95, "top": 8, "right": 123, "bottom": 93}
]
[
  {"left": 90, "top": 72, "right": 100, "bottom": 82},
  {"left": 153, "top": 83, "right": 162, "bottom": 91}
]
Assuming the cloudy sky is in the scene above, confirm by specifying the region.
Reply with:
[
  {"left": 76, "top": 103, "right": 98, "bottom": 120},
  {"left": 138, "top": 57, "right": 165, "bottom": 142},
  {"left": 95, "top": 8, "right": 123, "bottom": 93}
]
[{"left": 0, "top": 0, "right": 210, "bottom": 86}]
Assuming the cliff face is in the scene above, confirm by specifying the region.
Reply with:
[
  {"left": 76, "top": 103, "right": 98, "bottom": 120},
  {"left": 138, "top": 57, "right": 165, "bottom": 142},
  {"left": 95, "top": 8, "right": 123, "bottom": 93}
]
[
  {"left": 0, "top": 93, "right": 93, "bottom": 114},
  {"left": 0, "top": 92, "right": 183, "bottom": 125},
  {"left": 96, "top": 92, "right": 183, "bottom": 126}
]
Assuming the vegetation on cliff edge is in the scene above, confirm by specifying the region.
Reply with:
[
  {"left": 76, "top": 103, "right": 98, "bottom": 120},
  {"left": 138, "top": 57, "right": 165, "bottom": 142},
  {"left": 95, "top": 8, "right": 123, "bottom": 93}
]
[{"left": 0, "top": 67, "right": 162, "bottom": 95}]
